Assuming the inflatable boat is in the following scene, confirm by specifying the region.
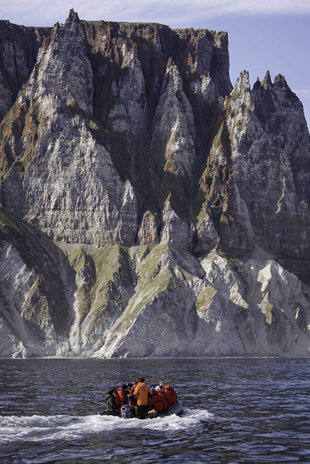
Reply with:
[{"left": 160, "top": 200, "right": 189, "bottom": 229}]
[{"left": 120, "top": 401, "right": 183, "bottom": 419}]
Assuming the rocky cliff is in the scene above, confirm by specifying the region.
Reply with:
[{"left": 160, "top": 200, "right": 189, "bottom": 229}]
[{"left": 0, "top": 10, "right": 309, "bottom": 358}]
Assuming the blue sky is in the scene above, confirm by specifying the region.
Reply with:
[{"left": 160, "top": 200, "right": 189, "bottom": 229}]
[{"left": 1, "top": 0, "right": 309, "bottom": 128}]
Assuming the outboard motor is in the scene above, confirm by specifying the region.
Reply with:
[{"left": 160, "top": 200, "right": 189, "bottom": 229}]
[{"left": 121, "top": 404, "right": 133, "bottom": 418}]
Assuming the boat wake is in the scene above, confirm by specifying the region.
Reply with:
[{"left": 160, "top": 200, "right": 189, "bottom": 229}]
[{"left": 0, "top": 408, "right": 213, "bottom": 443}]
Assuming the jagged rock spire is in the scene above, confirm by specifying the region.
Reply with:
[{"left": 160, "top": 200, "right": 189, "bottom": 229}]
[
  {"left": 23, "top": 6, "right": 93, "bottom": 113},
  {"left": 274, "top": 73, "right": 288, "bottom": 88},
  {"left": 261, "top": 70, "right": 272, "bottom": 88},
  {"left": 233, "top": 70, "right": 251, "bottom": 94},
  {"left": 66, "top": 8, "right": 80, "bottom": 23}
]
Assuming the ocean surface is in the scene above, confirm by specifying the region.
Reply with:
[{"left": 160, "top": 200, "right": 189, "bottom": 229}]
[{"left": 0, "top": 357, "right": 309, "bottom": 463}]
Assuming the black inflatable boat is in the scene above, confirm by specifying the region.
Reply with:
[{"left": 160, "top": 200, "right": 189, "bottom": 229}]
[{"left": 120, "top": 401, "right": 183, "bottom": 419}]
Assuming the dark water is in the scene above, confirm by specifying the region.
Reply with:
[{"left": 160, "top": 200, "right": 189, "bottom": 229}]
[{"left": 0, "top": 357, "right": 309, "bottom": 463}]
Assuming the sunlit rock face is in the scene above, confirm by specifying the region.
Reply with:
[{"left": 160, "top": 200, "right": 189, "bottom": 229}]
[
  {"left": 225, "top": 71, "right": 310, "bottom": 267},
  {"left": 0, "top": 10, "right": 309, "bottom": 358}
]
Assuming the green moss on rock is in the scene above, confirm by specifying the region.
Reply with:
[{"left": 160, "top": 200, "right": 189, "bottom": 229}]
[
  {"left": 196, "top": 285, "right": 217, "bottom": 316},
  {"left": 0, "top": 209, "right": 24, "bottom": 237}
]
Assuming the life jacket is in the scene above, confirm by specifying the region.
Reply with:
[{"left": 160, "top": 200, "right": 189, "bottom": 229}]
[
  {"left": 163, "top": 384, "right": 178, "bottom": 406},
  {"left": 134, "top": 381, "right": 152, "bottom": 406},
  {"left": 157, "top": 388, "right": 169, "bottom": 410},
  {"left": 117, "top": 387, "right": 129, "bottom": 406},
  {"left": 113, "top": 392, "right": 122, "bottom": 413},
  {"left": 148, "top": 391, "right": 165, "bottom": 413}
]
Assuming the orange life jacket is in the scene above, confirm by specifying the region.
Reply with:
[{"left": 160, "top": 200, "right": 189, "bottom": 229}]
[
  {"left": 113, "top": 392, "right": 122, "bottom": 413},
  {"left": 148, "top": 391, "right": 165, "bottom": 412},
  {"left": 157, "top": 388, "right": 169, "bottom": 409},
  {"left": 117, "top": 387, "right": 129, "bottom": 406},
  {"left": 163, "top": 384, "right": 178, "bottom": 406}
]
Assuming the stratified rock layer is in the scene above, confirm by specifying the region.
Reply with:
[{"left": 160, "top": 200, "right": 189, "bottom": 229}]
[{"left": 0, "top": 10, "right": 309, "bottom": 357}]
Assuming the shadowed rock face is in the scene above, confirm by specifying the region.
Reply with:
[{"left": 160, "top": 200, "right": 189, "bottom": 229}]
[
  {"left": 0, "top": 20, "right": 50, "bottom": 121},
  {"left": 0, "top": 10, "right": 309, "bottom": 358}
]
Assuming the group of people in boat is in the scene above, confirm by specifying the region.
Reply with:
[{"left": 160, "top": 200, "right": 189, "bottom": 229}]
[{"left": 105, "top": 377, "right": 178, "bottom": 418}]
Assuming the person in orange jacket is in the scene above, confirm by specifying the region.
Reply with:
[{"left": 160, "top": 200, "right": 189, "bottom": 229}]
[
  {"left": 156, "top": 385, "right": 169, "bottom": 410},
  {"left": 117, "top": 384, "right": 129, "bottom": 406},
  {"left": 148, "top": 388, "right": 165, "bottom": 413},
  {"left": 163, "top": 383, "right": 178, "bottom": 406},
  {"left": 134, "top": 377, "right": 152, "bottom": 419},
  {"left": 112, "top": 388, "right": 122, "bottom": 414}
]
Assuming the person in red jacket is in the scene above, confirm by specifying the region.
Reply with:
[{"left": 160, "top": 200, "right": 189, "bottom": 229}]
[
  {"left": 156, "top": 385, "right": 169, "bottom": 410},
  {"left": 148, "top": 388, "right": 165, "bottom": 413},
  {"left": 113, "top": 388, "right": 122, "bottom": 414},
  {"left": 163, "top": 384, "right": 178, "bottom": 406},
  {"left": 117, "top": 384, "right": 129, "bottom": 406}
]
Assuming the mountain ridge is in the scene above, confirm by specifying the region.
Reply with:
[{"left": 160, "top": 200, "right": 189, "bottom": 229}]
[{"left": 0, "top": 10, "right": 309, "bottom": 358}]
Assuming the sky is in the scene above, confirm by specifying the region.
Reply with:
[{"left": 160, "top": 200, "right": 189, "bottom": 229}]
[{"left": 0, "top": 0, "right": 309, "bottom": 128}]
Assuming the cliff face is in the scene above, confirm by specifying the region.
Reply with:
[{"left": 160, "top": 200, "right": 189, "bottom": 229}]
[
  {"left": 0, "top": 20, "right": 50, "bottom": 121},
  {"left": 0, "top": 10, "right": 309, "bottom": 358}
]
